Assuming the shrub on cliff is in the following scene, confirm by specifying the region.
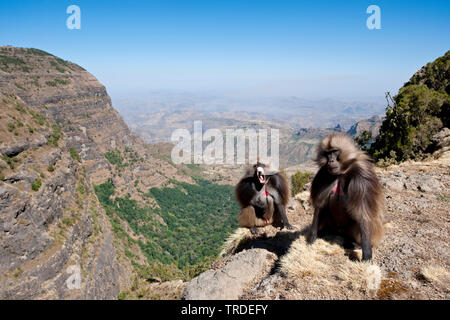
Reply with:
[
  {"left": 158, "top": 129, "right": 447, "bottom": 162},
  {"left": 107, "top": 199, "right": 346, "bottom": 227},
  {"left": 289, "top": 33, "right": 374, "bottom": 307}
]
[
  {"left": 31, "top": 178, "right": 42, "bottom": 191},
  {"left": 291, "top": 171, "right": 311, "bottom": 196},
  {"left": 69, "top": 147, "right": 80, "bottom": 162},
  {"left": 370, "top": 51, "right": 450, "bottom": 163}
]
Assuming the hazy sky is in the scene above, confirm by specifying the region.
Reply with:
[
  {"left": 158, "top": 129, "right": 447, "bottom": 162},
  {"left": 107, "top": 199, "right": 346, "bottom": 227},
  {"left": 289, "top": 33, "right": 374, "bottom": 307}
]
[{"left": 1, "top": 0, "right": 449, "bottom": 100}]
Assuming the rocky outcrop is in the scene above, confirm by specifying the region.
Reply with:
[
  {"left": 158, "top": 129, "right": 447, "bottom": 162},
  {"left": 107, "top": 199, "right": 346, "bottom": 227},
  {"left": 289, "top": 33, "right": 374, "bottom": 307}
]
[
  {"left": 183, "top": 249, "right": 276, "bottom": 300},
  {"left": 380, "top": 171, "right": 445, "bottom": 193},
  {"left": 432, "top": 127, "right": 450, "bottom": 149},
  {"left": 0, "top": 134, "right": 50, "bottom": 157},
  {"left": 347, "top": 115, "right": 382, "bottom": 138}
]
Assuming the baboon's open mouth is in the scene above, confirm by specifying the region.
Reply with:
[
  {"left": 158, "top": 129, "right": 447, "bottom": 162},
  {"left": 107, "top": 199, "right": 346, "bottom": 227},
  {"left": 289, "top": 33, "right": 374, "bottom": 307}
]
[{"left": 257, "top": 167, "right": 265, "bottom": 184}]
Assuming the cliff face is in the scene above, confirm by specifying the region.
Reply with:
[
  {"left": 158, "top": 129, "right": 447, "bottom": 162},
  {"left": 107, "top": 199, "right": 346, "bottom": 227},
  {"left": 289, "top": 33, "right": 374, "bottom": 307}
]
[
  {"left": 0, "top": 47, "right": 143, "bottom": 183},
  {"left": 0, "top": 47, "right": 191, "bottom": 299}
]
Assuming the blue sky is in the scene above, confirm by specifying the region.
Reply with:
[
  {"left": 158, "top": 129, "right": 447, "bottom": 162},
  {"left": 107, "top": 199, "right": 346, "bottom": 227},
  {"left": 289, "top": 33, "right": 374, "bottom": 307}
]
[{"left": 0, "top": 0, "right": 449, "bottom": 100}]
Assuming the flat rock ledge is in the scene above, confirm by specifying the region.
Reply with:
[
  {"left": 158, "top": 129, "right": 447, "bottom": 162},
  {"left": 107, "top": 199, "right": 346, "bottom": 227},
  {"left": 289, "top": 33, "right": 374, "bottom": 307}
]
[{"left": 182, "top": 248, "right": 272, "bottom": 300}]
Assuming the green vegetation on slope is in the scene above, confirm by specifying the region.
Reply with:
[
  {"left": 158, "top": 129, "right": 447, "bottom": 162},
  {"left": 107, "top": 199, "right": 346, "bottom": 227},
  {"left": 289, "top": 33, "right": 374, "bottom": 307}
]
[
  {"left": 104, "top": 148, "right": 142, "bottom": 176},
  {"left": 0, "top": 46, "right": 77, "bottom": 74},
  {"left": 94, "top": 177, "right": 239, "bottom": 278},
  {"left": 47, "top": 124, "right": 62, "bottom": 146},
  {"left": 0, "top": 55, "right": 26, "bottom": 72},
  {"left": 69, "top": 147, "right": 80, "bottom": 162},
  {"left": 370, "top": 51, "right": 450, "bottom": 163},
  {"left": 146, "top": 178, "right": 239, "bottom": 267}
]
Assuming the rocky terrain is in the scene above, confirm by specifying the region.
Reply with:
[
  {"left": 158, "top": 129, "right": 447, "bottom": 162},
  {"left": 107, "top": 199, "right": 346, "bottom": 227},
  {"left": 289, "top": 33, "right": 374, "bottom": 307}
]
[
  {"left": 183, "top": 148, "right": 450, "bottom": 300},
  {"left": 0, "top": 47, "right": 195, "bottom": 299},
  {"left": 1, "top": 46, "right": 448, "bottom": 300}
]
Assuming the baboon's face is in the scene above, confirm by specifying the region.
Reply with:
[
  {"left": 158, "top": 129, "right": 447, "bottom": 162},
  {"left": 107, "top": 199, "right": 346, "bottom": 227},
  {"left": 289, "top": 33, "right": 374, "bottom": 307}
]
[
  {"left": 324, "top": 149, "right": 342, "bottom": 175},
  {"left": 253, "top": 163, "right": 267, "bottom": 184}
]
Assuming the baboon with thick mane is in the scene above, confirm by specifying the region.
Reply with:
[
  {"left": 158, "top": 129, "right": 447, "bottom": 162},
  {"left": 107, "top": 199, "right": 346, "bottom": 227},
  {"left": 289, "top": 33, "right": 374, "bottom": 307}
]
[
  {"left": 235, "top": 162, "right": 293, "bottom": 233},
  {"left": 307, "top": 133, "right": 384, "bottom": 261}
]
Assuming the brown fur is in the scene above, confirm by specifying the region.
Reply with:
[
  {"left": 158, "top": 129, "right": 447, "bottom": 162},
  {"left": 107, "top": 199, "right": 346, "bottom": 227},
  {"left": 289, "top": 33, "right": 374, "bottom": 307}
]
[
  {"left": 235, "top": 163, "right": 292, "bottom": 230},
  {"left": 308, "top": 133, "right": 384, "bottom": 260}
]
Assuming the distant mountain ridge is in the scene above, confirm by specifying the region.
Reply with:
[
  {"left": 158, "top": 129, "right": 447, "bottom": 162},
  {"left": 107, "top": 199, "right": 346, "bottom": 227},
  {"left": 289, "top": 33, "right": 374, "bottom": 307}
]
[
  {"left": 114, "top": 93, "right": 386, "bottom": 143},
  {"left": 347, "top": 115, "right": 383, "bottom": 138}
]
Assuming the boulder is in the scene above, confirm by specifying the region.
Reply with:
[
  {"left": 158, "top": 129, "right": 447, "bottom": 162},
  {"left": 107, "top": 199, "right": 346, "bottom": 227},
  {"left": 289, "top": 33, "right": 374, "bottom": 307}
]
[
  {"left": 431, "top": 127, "right": 450, "bottom": 149},
  {"left": 182, "top": 249, "right": 272, "bottom": 300}
]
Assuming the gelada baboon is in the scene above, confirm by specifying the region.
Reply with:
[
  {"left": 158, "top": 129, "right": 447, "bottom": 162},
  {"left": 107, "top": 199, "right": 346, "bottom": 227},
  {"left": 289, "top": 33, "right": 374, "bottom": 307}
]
[
  {"left": 307, "top": 133, "right": 383, "bottom": 261},
  {"left": 235, "top": 162, "right": 293, "bottom": 233}
]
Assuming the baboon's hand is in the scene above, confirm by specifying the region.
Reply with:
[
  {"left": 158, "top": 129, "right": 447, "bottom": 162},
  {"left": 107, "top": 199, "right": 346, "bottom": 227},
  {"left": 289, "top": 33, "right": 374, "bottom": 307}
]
[
  {"left": 361, "top": 250, "right": 373, "bottom": 261},
  {"left": 306, "top": 232, "right": 317, "bottom": 244}
]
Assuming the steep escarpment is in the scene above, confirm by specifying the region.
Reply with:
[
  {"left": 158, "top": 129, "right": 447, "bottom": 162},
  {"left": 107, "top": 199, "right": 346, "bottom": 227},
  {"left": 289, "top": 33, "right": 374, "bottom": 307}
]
[
  {"left": 0, "top": 47, "right": 240, "bottom": 300},
  {"left": 0, "top": 47, "right": 193, "bottom": 299},
  {"left": 0, "top": 88, "right": 122, "bottom": 299},
  {"left": 0, "top": 47, "right": 190, "bottom": 189}
]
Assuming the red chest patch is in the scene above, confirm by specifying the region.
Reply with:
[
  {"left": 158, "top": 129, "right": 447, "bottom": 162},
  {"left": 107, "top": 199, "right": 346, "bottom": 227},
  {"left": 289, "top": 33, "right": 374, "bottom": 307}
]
[
  {"left": 333, "top": 181, "right": 344, "bottom": 196},
  {"left": 261, "top": 187, "right": 271, "bottom": 198}
]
